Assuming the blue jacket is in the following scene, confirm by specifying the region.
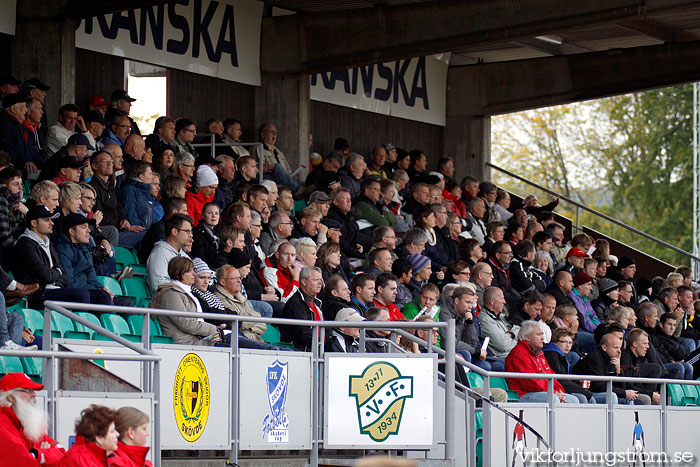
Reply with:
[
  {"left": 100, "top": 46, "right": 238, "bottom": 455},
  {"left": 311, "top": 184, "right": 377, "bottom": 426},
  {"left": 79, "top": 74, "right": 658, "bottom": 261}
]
[
  {"left": 118, "top": 178, "right": 155, "bottom": 229},
  {"left": 55, "top": 234, "right": 102, "bottom": 290},
  {"left": 100, "top": 128, "right": 124, "bottom": 147},
  {"left": 0, "top": 111, "right": 27, "bottom": 167}
]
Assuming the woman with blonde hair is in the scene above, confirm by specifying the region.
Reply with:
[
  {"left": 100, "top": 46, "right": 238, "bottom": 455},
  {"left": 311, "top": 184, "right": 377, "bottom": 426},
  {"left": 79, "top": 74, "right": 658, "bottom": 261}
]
[{"left": 110, "top": 406, "right": 152, "bottom": 467}]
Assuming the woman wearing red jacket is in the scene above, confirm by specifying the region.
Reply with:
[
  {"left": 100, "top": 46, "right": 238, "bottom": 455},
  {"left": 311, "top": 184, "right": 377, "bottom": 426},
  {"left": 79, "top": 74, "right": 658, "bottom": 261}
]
[
  {"left": 59, "top": 405, "right": 119, "bottom": 466},
  {"left": 110, "top": 407, "right": 152, "bottom": 467}
]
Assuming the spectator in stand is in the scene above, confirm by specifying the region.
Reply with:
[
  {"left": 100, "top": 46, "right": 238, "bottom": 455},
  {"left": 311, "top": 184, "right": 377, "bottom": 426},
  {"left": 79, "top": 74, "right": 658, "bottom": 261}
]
[
  {"left": 365, "top": 248, "right": 393, "bottom": 278},
  {"left": 306, "top": 152, "right": 343, "bottom": 188},
  {"left": 112, "top": 407, "right": 151, "bottom": 467},
  {"left": 247, "top": 184, "right": 270, "bottom": 223},
  {"left": 259, "top": 211, "right": 293, "bottom": 256},
  {"left": 338, "top": 153, "right": 366, "bottom": 200},
  {"left": 59, "top": 404, "right": 120, "bottom": 466},
  {"left": 214, "top": 154, "right": 236, "bottom": 208},
  {"left": 465, "top": 198, "right": 487, "bottom": 245},
  {"left": 40, "top": 132, "right": 91, "bottom": 183},
  {"left": 251, "top": 122, "right": 305, "bottom": 195},
  {"left": 149, "top": 256, "right": 224, "bottom": 346},
  {"left": 220, "top": 118, "right": 247, "bottom": 156},
  {"left": 366, "top": 146, "right": 388, "bottom": 178},
  {"left": 81, "top": 110, "right": 105, "bottom": 155},
  {"left": 477, "top": 181, "right": 498, "bottom": 223},
  {"left": 543, "top": 328, "right": 595, "bottom": 402},
  {"left": 574, "top": 333, "right": 644, "bottom": 405},
  {"left": 212, "top": 264, "right": 268, "bottom": 341},
  {"left": 592, "top": 278, "right": 619, "bottom": 322},
  {"left": 509, "top": 239, "right": 537, "bottom": 296},
  {"left": 460, "top": 176, "right": 479, "bottom": 206},
  {"left": 118, "top": 160, "right": 155, "bottom": 233},
  {"left": 636, "top": 302, "right": 690, "bottom": 380},
  {"left": 276, "top": 266, "right": 324, "bottom": 351},
  {"left": 13, "top": 205, "right": 99, "bottom": 309},
  {"left": 444, "top": 260, "right": 471, "bottom": 285},
  {"left": 546, "top": 222, "right": 566, "bottom": 267},
  {"left": 349, "top": 273, "right": 376, "bottom": 316},
  {"left": 402, "top": 182, "right": 430, "bottom": 217},
  {"left": 424, "top": 203, "right": 458, "bottom": 270},
  {"left": 146, "top": 213, "right": 192, "bottom": 293},
  {"left": 494, "top": 189, "right": 512, "bottom": 222},
  {"left": 290, "top": 207, "right": 327, "bottom": 246},
  {"left": 533, "top": 250, "right": 554, "bottom": 290},
  {"left": 508, "top": 289, "right": 545, "bottom": 328},
  {"left": 45, "top": 104, "right": 86, "bottom": 155},
  {"left": 138, "top": 196, "right": 188, "bottom": 263},
  {"left": 354, "top": 178, "right": 396, "bottom": 227},
  {"left": 402, "top": 283, "right": 442, "bottom": 340},
  {"left": 0, "top": 93, "right": 27, "bottom": 170},
  {"left": 459, "top": 238, "right": 483, "bottom": 269},
  {"left": 373, "top": 272, "right": 404, "bottom": 321},
  {"left": 101, "top": 114, "right": 131, "bottom": 148},
  {"left": 406, "top": 253, "right": 432, "bottom": 299},
  {"left": 147, "top": 116, "right": 176, "bottom": 151},
  {"left": 442, "top": 285, "right": 488, "bottom": 369},
  {"left": 316, "top": 241, "right": 351, "bottom": 285},
  {"left": 0, "top": 75, "right": 21, "bottom": 105},
  {"left": 121, "top": 134, "right": 145, "bottom": 170},
  {"left": 369, "top": 226, "right": 397, "bottom": 260},
  {"left": 406, "top": 150, "right": 428, "bottom": 183},
  {"left": 325, "top": 308, "right": 365, "bottom": 353},
  {"left": 191, "top": 202, "right": 221, "bottom": 268},
  {"left": 620, "top": 328, "right": 663, "bottom": 405},
  {"left": 161, "top": 175, "right": 186, "bottom": 200},
  {"left": 506, "top": 320, "right": 580, "bottom": 403},
  {"left": 110, "top": 90, "right": 139, "bottom": 135},
  {"left": 87, "top": 95, "right": 109, "bottom": 116},
  {"left": 54, "top": 214, "right": 114, "bottom": 305},
  {"left": 291, "top": 237, "right": 318, "bottom": 271},
  {"left": 233, "top": 155, "right": 258, "bottom": 187},
  {"left": 326, "top": 186, "right": 370, "bottom": 258},
  {"left": 391, "top": 258, "right": 414, "bottom": 310},
  {"left": 525, "top": 221, "right": 544, "bottom": 241},
  {"left": 656, "top": 312, "right": 690, "bottom": 373},
  {"left": 0, "top": 372, "right": 66, "bottom": 464},
  {"left": 262, "top": 241, "right": 300, "bottom": 302},
  {"left": 395, "top": 228, "right": 427, "bottom": 260},
  {"left": 173, "top": 118, "right": 199, "bottom": 159},
  {"left": 485, "top": 240, "right": 511, "bottom": 291},
  {"left": 504, "top": 222, "right": 525, "bottom": 248},
  {"left": 0, "top": 167, "right": 28, "bottom": 250},
  {"left": 321, "top": 274, "right": 354, "bottom": 321},
  {"left": 470, "top": 262, "right": 493, "bottom": 307},
  {"left": 480, "top": 286, "right": 519, "bottom": 358},
  {"left": 307, "top": 191, "right": 330, "bottom": 218},
  {"left": 523, "top": 194, "right": 560, "bottom": 216},
  {"left": 559, "top": 247, "right": 587, "bottom": 275},
  {"left": 19, "top": 97, "right": 45, "bottom": 174},
  {"left": 172, "top": 151, "right": 195, "bottom": 188},
  {"left": 545, "top": 270, "right": 575, "bottom": 307},
  {"left": 185, "top": 165, "right": 218, "bottom": 226},
  {"left": 436, "top": 157, "right": 455, "bottom": 185}
]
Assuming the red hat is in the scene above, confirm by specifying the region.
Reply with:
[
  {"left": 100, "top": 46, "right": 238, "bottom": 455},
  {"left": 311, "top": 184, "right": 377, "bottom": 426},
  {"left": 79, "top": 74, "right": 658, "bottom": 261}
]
[
  {"left": 566, "top": 247, "right": 587, "bottom": 259},
  {"left": 572, "top": 271, "right": 593, "bottom": 287},
  {"left": 0, "top": 373, "right": 44, "bottom": 392},
  {"left": 89, "top": 95, "right": 109, "bottom": 107}
]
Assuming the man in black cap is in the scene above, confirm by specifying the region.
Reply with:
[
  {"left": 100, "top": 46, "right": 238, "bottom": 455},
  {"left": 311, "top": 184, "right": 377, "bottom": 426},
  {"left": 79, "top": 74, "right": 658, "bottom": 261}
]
[
  {"left": 0, "top": 94, "right": 29, "bottom": 169},
  {"left": 12, "top": 205, "right": 93, "bottom": 308},
  {"left": 110, "top": 89, "right": 140, "bottom": 136},
  {"left": 334, "top": 138, "right": 350, "bottom": 161},
  {"left": 54, "top": 213, "right": 114, "bottom": 305},
  {"left": 0, "top": 75, "right": 21, "bottom": 111},
  {"left": 21, "top": 78, "right": 50, "bottom": 104},
  {"left": 52, "top": 155, "right": 87, "bottom": 185},
  {"left": 40, "top": 133, "right": 92, "bottom": 183},
  {"left": 305, "top": 152, "right": 343, "bottom": 189},
  {"left": 83, "top": 110, "right": 106, "bottom": 154}
]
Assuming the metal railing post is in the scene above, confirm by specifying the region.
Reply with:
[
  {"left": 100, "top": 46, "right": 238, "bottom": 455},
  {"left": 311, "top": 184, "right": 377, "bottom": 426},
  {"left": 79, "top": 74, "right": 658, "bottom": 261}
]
[
  {"left": 444, "top": 319, "right": 456, "bottom": 463},
  {"left": 482, "top": 373, "right": 491, "bottom": 467},
  {"left": 547, "top": 378, "right": 555, "bottom": 453},
  {"left": 575, "top": 206, "right": 580, "bottom": 232},
  {"left": 153, "top": 359, "right": 161, "bottom": 466},
  {"left": 230, "top": 320, "right": 240, "bottom": 466},
  {"left": 311, "top": 324, "right": 320, "bottom": 467},
  {"left": 42, "top": 305, "right": 56, "bottom": 437},
  {"left": 606, "top": 380, "right": 614, "bottom": 453}
]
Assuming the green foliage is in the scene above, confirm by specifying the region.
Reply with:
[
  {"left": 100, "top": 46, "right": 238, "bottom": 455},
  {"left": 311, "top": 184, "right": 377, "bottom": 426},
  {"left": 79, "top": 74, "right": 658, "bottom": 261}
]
[{"left": 492, "top": 84, "right": 693, "bottom": 267}]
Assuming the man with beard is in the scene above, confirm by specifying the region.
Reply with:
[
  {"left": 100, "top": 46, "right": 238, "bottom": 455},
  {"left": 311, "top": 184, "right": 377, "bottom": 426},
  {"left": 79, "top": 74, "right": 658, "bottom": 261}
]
[{"left": 0, "top": 373, "right": 65, "bottom": 465}]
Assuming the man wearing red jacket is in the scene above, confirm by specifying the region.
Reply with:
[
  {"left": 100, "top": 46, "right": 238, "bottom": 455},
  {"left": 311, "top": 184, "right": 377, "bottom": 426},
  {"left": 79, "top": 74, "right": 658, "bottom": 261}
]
[
  {"left": 0, "top": 372, "right": 65, "bottom": 465},
  {"left": 262, "top": 241, "right": 300, "bottom": 302},
  {"left": 505, "top": 321, "right": 581, "bottom": 404}
]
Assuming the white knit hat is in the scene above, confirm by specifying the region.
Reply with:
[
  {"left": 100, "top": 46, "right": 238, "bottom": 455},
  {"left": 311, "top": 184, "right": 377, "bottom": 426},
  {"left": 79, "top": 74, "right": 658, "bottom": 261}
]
[{"left": 196, "top": 164, "right": 218, "bottom": 187}]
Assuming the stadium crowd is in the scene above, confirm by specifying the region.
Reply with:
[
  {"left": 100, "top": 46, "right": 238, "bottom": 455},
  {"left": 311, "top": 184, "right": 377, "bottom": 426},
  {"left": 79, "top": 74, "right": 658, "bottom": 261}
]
[{"left": 1, "top": 76, "right": 700, "bottom": 410}]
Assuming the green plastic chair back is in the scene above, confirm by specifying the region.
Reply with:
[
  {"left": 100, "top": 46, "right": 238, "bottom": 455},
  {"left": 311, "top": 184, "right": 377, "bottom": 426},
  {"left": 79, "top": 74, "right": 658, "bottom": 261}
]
[
  {"left": 0, "top": 355, "right": 24, "bottom": 375},
  {"left": 17, "top": 308, "right": 45, "bottom": 333},
  {"left": 490, "top": 376, "right": 520, "bottom": 401},
  {"left": 115, "top": 246, "right": 137, "bottom": 270},
  {"left": 680, "top": 383, "right": 699, "bottom": 406},
  {"left": 51, "top": 311, "right": 89, "bottom": 339},
  {"left": 74, "top": 312, "right": 102, "bottom": 339},
  {"left": 466, "top": 372, "right": 484, "bottom": 388},
  {"left": 261, "top": 324, "right": 294, "bottom": 348},
  {"left": 97, "top": 276, "right": 123, "bottom": 296},
  {"left": 121, "top": 277, "right": 152, "bottom": 306},
  {"left": 668, "top": 384, "right": 685, "bottom": 406},
  {"left": 21, "top": 357, "right": 43, "bottom": 383},
  {"left": 100, "top": 314, "right": 132, "bottom": 335}
]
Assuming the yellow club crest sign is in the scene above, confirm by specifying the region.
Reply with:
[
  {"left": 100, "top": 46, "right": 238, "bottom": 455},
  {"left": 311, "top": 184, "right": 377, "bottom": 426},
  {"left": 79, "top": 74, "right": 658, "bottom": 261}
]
[
  {"left": 349, "top": 361, "right": 413, "bottom": 442},
  {"left": 173, "top": 353, "right": 210, "bottom": 442}
]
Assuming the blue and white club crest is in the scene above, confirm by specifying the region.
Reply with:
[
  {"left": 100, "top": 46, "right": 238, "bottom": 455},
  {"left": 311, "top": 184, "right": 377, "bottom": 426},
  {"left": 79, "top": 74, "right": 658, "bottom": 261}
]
[{"left": 262, "top": 359, "right": 289, "bottom": 443}]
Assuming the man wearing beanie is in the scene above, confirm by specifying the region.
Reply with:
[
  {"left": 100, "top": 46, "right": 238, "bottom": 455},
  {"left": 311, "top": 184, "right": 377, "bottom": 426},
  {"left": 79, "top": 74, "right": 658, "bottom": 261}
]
[
  {"left": 406, "top": 253, "right": 432, "bottom": 300},
  {"left": 185, "top": 165, "right": 218, "bottom": 226},
  {"left": 592, "top": 278, "right": 619, "bottom": 322},
  {"left": 607, "top": 255, "right": 639, "bottom": 304},
  {"left": 568, "top": 272, "right": 599, "bottom": 353},
  {"left": 227, "top": 247, "right": 280, "bottom": 318}
]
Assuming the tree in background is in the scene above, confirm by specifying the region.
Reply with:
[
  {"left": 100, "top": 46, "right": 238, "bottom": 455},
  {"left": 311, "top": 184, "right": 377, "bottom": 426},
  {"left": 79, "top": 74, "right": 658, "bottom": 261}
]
[{"left": 492, "top": 84, "right": 692, "bottom": 266}]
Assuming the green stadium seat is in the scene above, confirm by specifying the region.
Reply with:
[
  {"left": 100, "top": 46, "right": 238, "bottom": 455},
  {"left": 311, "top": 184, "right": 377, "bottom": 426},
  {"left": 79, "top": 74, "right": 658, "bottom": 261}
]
[
  {"left": 466, "top": 372, "right": 484, "bottom": 388},
  {"left": 7, "top": 300, "right": 27, "bottom": 313},
  {"left": 114, "top": 246, "right": 138, "bottom": 271},
  {"left": 0, "top": 355, "right": 24, "bottom": 375},
  {"left": 681, "top": 384, "right": 699, "bottom": 406},
  {"left": 97, "top": 276, "right": 123, "bottom": 296},
  {"left": 21, "top": 357, "right": 43, "bottom": 383},
  {"left": 74, "top": 312, "right": 103, "bottom": 339},
  {"left": 490, "top": 376, "right": 519, "bottom": 401},
  {"left": 51, "top": 311, "right": 90, "bottom": 339},
  {"left": 15, "top": 308, "right": 45, "bottom": 333},
  {"left": 121, "top": 277, "right": 152, "bottom": 307},
  {"left": 99, "top": 314, "right": 141, "bottom": 342},
  {"left": 261, "top": 324, "right": 294, "bottom": 348},
  {"left": 668, "top": 384, "right": 686, "bottom": 406}
]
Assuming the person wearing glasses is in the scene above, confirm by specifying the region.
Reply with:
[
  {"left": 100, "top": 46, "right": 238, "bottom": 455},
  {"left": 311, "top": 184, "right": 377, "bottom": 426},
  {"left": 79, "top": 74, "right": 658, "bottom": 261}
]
[
  {"left": 173, "top": 118, "right": 199, "bottom": 159},
  {"left": 486, "top": 240, "right": 513, "bottom": 291},
  {"left": 542, "top": 327, "right": 595, "bottom": 403},
  {"left": 100, "top": 114, "right": 131, "bottom": 147},
  {"left": 146, "top": 213, "right": 192, "bottom": 294}
]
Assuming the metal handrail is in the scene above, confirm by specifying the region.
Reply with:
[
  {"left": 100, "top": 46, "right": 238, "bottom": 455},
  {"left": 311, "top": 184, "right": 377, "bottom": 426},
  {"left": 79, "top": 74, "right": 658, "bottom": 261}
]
[
  {"left": 190, "top": 134, "right": 264, "bottom": 183},
  {"left": 487, "top": 162, "right": 700, "bottom": 263}
]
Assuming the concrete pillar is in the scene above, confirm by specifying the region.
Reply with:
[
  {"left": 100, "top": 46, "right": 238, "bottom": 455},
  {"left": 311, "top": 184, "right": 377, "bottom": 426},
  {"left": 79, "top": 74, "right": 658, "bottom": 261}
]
[
  {"left": 254, "top": 73, "right": 310, "bottom": 171},
  {"left": 444, "top": 115, "right": 491, "bottom": 182},
  {"left": 11, "top": 0, "right": 75, "bottom": 122}
]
